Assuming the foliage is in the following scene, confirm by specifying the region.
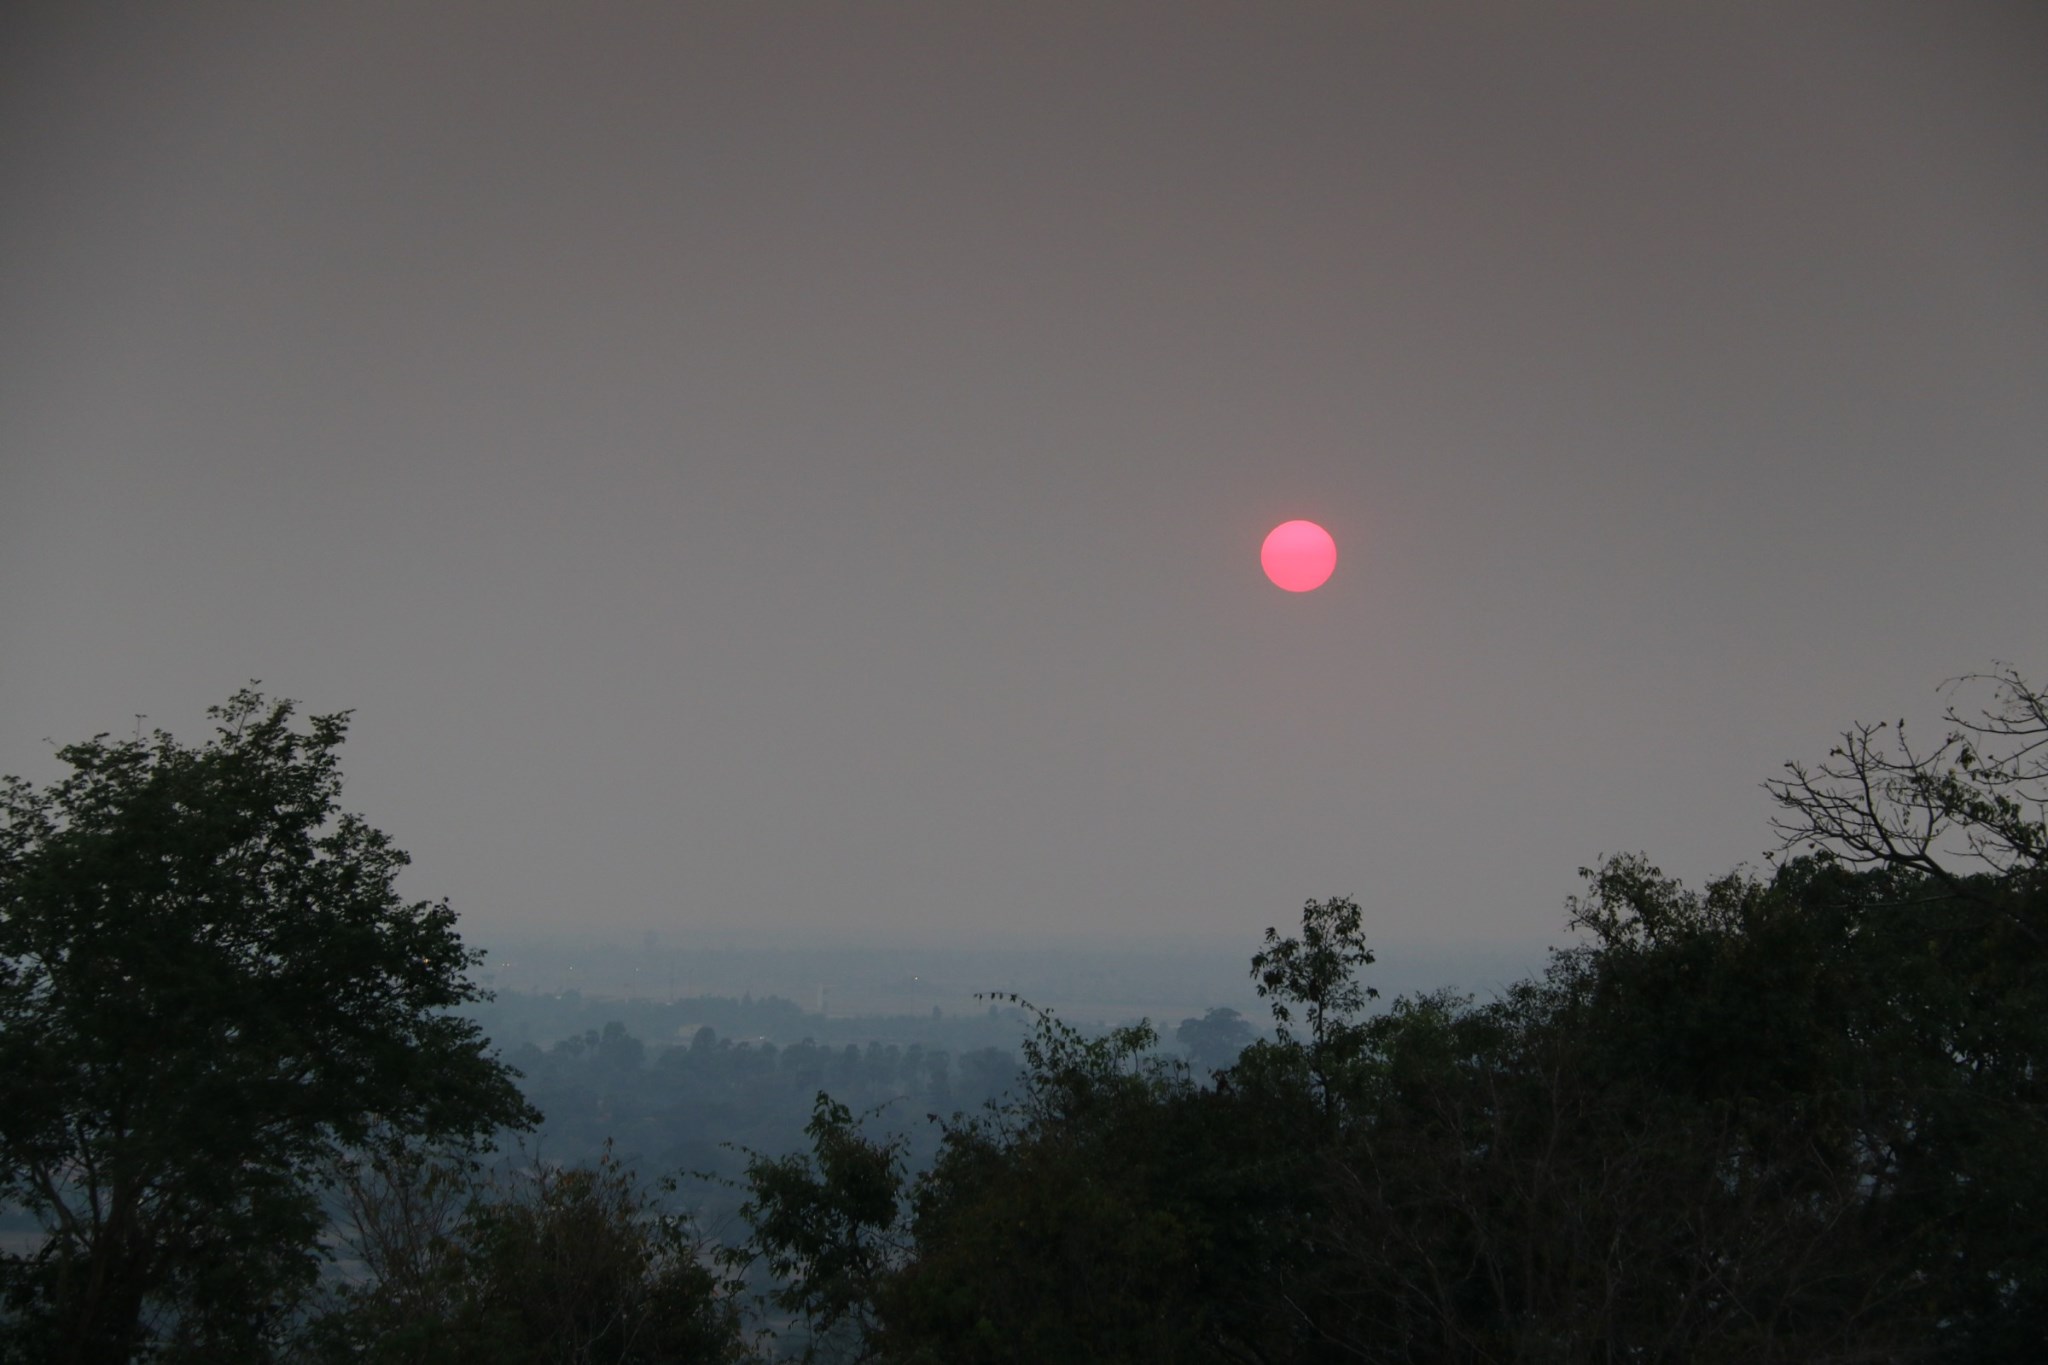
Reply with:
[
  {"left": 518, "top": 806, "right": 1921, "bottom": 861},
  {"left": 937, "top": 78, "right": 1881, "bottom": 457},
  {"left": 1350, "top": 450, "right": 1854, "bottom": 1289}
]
[
  {"left": 736, "top": 1000, "right": 1319, "bottom": 1364},
  {"left": 874, "top": 1000, "right": 1222, "bottom": 1361},
  {"left": 727, "top": 1004, "right": 1203, "bottom": 1362},
  {"left": 1247, "top": 895, "right": 1377, "bottom": 1118},
  {"left": 1174, "top": 1006, "right": 1255, "bottom": 1076},
  {"left": 16, "top": 668, "right": 2048, "bottom": 1361},
  {"left": 0, "top": 688, "right": 537, "bottom": 1362},
  {"left": 732, "top": 1097, "right": 909, "bottom": 1363},
  {"left": 729, "top": 668, "right": 2048, "bottom": 1363},
  {"left": 304, "top": 1141, "right": 755, "bottom": 1364}
]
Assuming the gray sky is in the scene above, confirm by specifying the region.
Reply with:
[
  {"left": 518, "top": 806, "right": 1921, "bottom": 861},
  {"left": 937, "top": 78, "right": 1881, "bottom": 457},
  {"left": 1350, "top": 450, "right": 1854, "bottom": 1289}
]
[{"left": 4, "top": 2, "right": 2045, "bottom": 956}]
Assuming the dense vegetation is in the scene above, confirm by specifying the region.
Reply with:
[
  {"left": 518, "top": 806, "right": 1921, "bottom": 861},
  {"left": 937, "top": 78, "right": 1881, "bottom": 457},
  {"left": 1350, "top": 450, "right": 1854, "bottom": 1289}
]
[{"left": 4, "top": 667, "right": 2045, "bottom": 1361}]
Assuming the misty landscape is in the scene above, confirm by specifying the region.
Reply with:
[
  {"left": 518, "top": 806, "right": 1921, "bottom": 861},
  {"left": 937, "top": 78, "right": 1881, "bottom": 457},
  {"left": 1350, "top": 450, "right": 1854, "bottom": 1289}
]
[
  {"left": 5, "top": 3, "right": 2047, "bottom": 1362},
  {"left": 456, "top": 935, "right": 1542, "bottom": 1201}
]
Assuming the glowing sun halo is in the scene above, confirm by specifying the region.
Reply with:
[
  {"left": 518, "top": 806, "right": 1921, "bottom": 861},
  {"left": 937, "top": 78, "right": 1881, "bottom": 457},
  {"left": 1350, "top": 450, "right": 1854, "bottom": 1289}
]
[{"left": 1261, "top": 520, "right": 1337, "bottom": 592}]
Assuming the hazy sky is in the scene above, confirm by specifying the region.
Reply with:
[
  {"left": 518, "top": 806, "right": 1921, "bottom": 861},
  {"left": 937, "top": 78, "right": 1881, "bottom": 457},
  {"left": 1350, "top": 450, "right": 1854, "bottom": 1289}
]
[{"left": 4, "top": 3, "right": 2045, "bottom": 955}]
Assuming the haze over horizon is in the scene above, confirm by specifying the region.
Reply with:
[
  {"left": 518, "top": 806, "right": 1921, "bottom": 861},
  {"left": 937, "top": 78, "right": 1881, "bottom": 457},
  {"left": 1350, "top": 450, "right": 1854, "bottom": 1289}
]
[{"left": 5, "top": 3, "right": 2045, "bottom": 953}]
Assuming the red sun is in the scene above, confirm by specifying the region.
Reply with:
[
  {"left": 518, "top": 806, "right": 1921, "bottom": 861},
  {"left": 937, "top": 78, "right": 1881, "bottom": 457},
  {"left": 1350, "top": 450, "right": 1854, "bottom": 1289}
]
[{"left": 1261, "top": 520, "right": 1337, "bottom": 592}]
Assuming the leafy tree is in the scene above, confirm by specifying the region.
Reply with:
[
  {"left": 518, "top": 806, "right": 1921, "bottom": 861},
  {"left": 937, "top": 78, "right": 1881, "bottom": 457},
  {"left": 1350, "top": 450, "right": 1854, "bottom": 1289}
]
[
  {"left": 725, "top": 668, "right": 2048, "bottom": 1363},
  {"left": 0, "top": 688, "right": 538, "bottom": 1362},
  {"left": 1315, "top": 864, "right": 1923, "bottom": 1362},
  {"left": 1246, "top": 895, "right": 1378, "bottom": 1119},
  {"left": 1755, "top": 667, "right": 2048, "bottom": 1359},
  {"left": 734, "top": 999, "right": 1309, "bottom": 1364},
  {"left": 1295, "top": 660, "right": 2048, "bottom": 1363},
  {"left": 306, "top": 1142, "right": 755, "bottom": 1364},
  {"left": 734, "top": 1095, "right": 909, "bottom": 1363},
  {"left": 1174, "top": 1007, "right": 1254, "bottom": 1077}
]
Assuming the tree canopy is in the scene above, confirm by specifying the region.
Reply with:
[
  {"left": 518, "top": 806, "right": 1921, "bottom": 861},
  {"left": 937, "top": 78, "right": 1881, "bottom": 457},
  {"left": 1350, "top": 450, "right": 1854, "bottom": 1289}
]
[
  {"left": 733, "top": 666, "right": 2048, "bottom": 1363},
  {"left": 0, "top": 688, "right": 537, "bottom": 1361},
  {"left": 10, "top": 667, "right": 2048, "bottom": 1361}
]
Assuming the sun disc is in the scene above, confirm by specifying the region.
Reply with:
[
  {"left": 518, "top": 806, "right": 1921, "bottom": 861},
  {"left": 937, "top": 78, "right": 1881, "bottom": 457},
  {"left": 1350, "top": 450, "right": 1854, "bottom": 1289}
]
[{"left": 1261, "top": 520, "right": 1337, "bottom": 592}]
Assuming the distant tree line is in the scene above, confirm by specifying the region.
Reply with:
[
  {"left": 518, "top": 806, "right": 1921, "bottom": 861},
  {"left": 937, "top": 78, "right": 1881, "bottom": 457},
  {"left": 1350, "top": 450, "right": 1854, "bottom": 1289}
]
[
  {"left": 499, "top": 1018, "right": 1025, "bottom": 1201},
  {"left": 462, "top": 989, "right": 1036, "bottom": 1066},
  {"left": 5, "top": 668, "right": 2046, "bottom": 1360},
  {"left": 473, "top": 989, "right": 1254, "bottom": 1252},
  {"left": 469, "top": 994, "right": 1252, "bottom": 1189}
]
